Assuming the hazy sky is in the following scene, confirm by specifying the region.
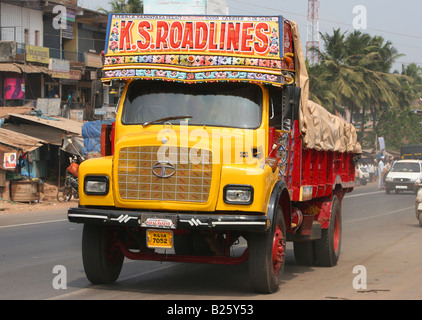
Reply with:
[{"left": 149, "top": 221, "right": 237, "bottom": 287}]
[{"left": 78, "top": 0, "right": 422, "bottom": 71}]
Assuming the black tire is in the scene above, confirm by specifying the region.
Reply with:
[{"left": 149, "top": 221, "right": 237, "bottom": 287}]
[
  {"left": 82, "top": 224, "right": 124, "bottom": 284},
  {"left": 314, "top": 195, "right": 341, "bottom": 267},
  {"left": 248, "top": 205, "right": 286, "bottom": 294},
  {"left": 293, "top": 241, "right": 315, "bottom": 266},
  {"left": 419, "top": 214, "right": 422, "bottom": 228},
  {"left": 386, "top": 188, "right": 390, "bottom": 194},
  {"left": 57, "top": 186, "right": 72, "bottom": 202}
]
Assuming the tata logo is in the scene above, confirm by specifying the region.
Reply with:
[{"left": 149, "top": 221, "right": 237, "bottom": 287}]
[{"left": 152, "top": 162, "right": 176, "bottom": 178}]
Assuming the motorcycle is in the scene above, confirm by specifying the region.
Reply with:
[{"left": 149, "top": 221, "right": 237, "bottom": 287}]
[
  {"left": 415, "top": 188, "right": 422, "bottom": 227},
  {"left": 57, "top": 156, "right": 80, "bottom": 202}
]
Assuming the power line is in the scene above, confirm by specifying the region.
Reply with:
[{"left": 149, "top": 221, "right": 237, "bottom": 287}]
[{"left": 227, "top": 0, "right": 422, "bottom": 42}]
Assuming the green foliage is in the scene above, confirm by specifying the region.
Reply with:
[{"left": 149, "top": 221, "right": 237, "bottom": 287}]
[
  {"left": 309, "top": 29, "right": 421, "bottom": 151},
  {"left": 98, "top": 0, "right": 144, "bottom": 13},
  {"left": 376, "top": 107, "right": 422, "bottom": 151}
]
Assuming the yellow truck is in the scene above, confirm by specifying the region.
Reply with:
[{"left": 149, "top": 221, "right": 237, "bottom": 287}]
[{"left": 68, "top": 14, "right": 362, "bottom": 293}]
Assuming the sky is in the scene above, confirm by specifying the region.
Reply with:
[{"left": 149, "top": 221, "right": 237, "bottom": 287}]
[{"left": 78, "top": 0, "right": 422, "bottom": 72}]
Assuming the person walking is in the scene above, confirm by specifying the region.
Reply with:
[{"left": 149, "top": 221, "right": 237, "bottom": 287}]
[
  {"left": 368, "top": 162, "right": 374, "bottom": 183},
  {"left": 378, "top": 157, "right": 385, "bottom": 189}
]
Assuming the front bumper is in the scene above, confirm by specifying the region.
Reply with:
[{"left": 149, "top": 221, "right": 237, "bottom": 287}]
[
  {"left": 68, "top": 207, "right": 270, "bottom": 232},
  {"left": 385, "top": 181, "right": 417, "bottom": 192}
]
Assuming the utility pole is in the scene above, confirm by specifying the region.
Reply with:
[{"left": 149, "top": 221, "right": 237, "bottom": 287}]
[{"left": 306, "top": 0, "right": 320, "bottom": 65}]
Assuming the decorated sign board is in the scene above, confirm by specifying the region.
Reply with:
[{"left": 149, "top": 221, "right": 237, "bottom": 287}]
[{"left": 102, "top": 15, "right": 295, "bottom": 86}]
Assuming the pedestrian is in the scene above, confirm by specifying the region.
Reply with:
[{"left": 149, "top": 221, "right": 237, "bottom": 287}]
[
  {"left": 378, "top": 157, "right": 385, "bottom": 189},
  {"left": 368, "top": 162, "right": 374, "bottom": 183},
  {"left": 383, "top": 159, "right": 392, "bottom": 184}
]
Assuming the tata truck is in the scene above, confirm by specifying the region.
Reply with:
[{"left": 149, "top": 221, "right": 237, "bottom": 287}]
[{"left": 68, "top": 14, "right": 362, "bottom": 293}]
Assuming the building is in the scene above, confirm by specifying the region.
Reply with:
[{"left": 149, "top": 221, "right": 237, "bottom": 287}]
[
  {"left": 0, "top": 0, "right": 113, "bottom": 121},
  {"left": 0, "top": 0, "right": 113, "bottom": 199}
]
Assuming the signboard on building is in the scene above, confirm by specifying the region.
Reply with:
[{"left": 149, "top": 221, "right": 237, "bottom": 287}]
[
  {"left": 4, "top": 78, "right": 25, "bottom": 100},
  {"left": 49, "top": 58, "right": 70, "bottom": 79},
  {"left": 84, "top": 52, "right": 103, "bottom": 68},
  {"left": 51, "top": 0, "right": 78, "bottom": 7},
  {"left": 62, "top": 8, "right": 76, "bottom": 39},
  {"left": 26, "top": 45, "right": 50, "bottom": 64},
  {"left": 3, "top": 153, "right": 16, "bottom": 169},
  {"left": 144, "top": 0, "right": 206, "bottom": 14}
]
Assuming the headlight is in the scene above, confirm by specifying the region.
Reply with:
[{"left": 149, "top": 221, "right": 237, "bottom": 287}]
[
  {"left": 223, "top": 185, "right": 253, "bottom": 205},
  {"left": 84, "top": 175, "right": 109, "bottom": 195},
  {"left": 386, "top": 177, "right": 393, "bottom": 182}
]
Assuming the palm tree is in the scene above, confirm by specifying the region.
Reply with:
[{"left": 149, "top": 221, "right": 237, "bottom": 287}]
[
  {"left": 309, "top": 29, "right": 409, "bottom": 149},
  {"left": 310, "top": 29, "right": 366, "bottom": 118},
  {"left": 98, "top": 0, "right": 144, "bottom": 13}
]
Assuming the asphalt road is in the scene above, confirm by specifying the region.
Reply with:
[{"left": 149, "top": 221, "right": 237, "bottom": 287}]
[{"left": 0, "top": 183, "right": 421, "bottom": 301}]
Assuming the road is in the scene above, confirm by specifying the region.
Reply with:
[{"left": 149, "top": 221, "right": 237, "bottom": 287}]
[{"left": 0, "top": 183, "right": 421, "bottom": 301}]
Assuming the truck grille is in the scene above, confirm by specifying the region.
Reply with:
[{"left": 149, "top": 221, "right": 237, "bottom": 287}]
[{"left": 117, "top": 146, "right": 212, "bottom": 203}]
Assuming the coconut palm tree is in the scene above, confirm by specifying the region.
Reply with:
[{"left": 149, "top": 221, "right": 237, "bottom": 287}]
[{"left": 312, "top": 29, "right": 406, "bottom": 133}]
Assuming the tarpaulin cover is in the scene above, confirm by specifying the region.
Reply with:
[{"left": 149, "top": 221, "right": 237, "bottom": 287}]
[
  {"left": 301, "top": 100, "right": 362, "bottom": 153},
  {"left": 81, "top": 120, "right": 115, "bottom": 155},
  {"left": 290, "top": 21, "right": 362, "bottom": 154}
]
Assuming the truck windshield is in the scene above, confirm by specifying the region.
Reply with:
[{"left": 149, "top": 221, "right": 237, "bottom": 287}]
[
  {"left": 391, "top": 162, "right": 421, "bottom": 173},
  {"left": 121, "top": 81, "right": 262, "bottom": 128}
]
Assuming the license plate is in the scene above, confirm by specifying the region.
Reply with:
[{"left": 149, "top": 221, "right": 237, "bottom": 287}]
[
  {"left": 146, "top": 229, "right": 173, "bottom": 249},
  {"left": 395, "top": 185, "right": 407, "bottom": 189}
]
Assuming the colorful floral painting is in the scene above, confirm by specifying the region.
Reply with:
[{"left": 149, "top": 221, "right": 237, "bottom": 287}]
[{"left": 108, "top": 22, "right": 120, "bottom": 53}]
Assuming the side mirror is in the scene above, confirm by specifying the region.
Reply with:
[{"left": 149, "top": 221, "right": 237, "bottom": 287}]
[{"left": 284, "top": 86, "right": 301, "bottom": 121}]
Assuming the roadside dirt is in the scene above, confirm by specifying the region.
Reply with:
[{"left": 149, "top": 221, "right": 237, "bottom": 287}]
[{"left": 0, "top": 181, "right": 77, "bottom": 215}]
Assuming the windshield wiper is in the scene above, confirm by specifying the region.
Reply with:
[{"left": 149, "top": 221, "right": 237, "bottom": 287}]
[{"left": 142, "top": 115, "right": 193, "bottom": 128}]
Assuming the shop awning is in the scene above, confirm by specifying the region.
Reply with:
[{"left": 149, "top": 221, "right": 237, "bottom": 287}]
[
  {"left": 0, "top": 127, "right": 44, "bottom": 153},
  {"left": 0, "top": 63, "right": 51, "bottom": 74},
  {"left": 0, "top": 63, "right": 22, "bottom": 73},
  {"left": 6, "top": 113, "right": 82, "bottom": 136}
]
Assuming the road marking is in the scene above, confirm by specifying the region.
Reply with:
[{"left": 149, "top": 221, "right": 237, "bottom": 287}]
[
  {"left": 345, "top": 190, "right": 385, "bottom": 198},
  {"left": 344, "top": 206, "right": 414, "bottom": 224},
  {"left": 0, "top": 219, "right": 67, "bottom": 229},
  {"left": 47, "top": 263, "right": 176, "bottom": 300}
]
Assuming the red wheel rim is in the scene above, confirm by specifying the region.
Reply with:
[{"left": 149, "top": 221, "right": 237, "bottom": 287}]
[
  {"left": 333, "top": 211, "right": 340, "bottom": 253},
  {"left": 272, "top": 224, "right": 285, "bottom": 275}
]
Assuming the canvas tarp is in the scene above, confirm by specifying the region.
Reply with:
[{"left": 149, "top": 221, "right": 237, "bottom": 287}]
[
  {"left": 290, "top": 21, "right": 362, "bottom": 154},
  {"left": 301, "top": 100, "right": 362, "bottom": 153}
]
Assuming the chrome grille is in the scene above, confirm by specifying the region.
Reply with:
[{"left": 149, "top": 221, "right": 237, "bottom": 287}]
[{"left": 117, "top": 146, "right": 212, "bottom": 203}]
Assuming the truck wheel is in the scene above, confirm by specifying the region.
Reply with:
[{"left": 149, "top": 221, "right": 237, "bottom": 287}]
[
  {"left": 82, "top": 224, "right": 124, "bottom": 284},
  {"left": 314, "top": 195, "right": 341, "bottom": 267},
  {"left": 248, "top": 205, "right": 286, "bottom": 294},
  {"left": 419, "top": 214, "right": 422, "bottom": 228}
]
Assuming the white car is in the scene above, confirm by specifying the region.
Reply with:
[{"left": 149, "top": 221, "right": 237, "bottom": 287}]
[
  {"left": 385, "top": 160, "right": 422, "bottom": 194},
  {"left": 356, "top": 166, "right": 370, "bottom": 186}
]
